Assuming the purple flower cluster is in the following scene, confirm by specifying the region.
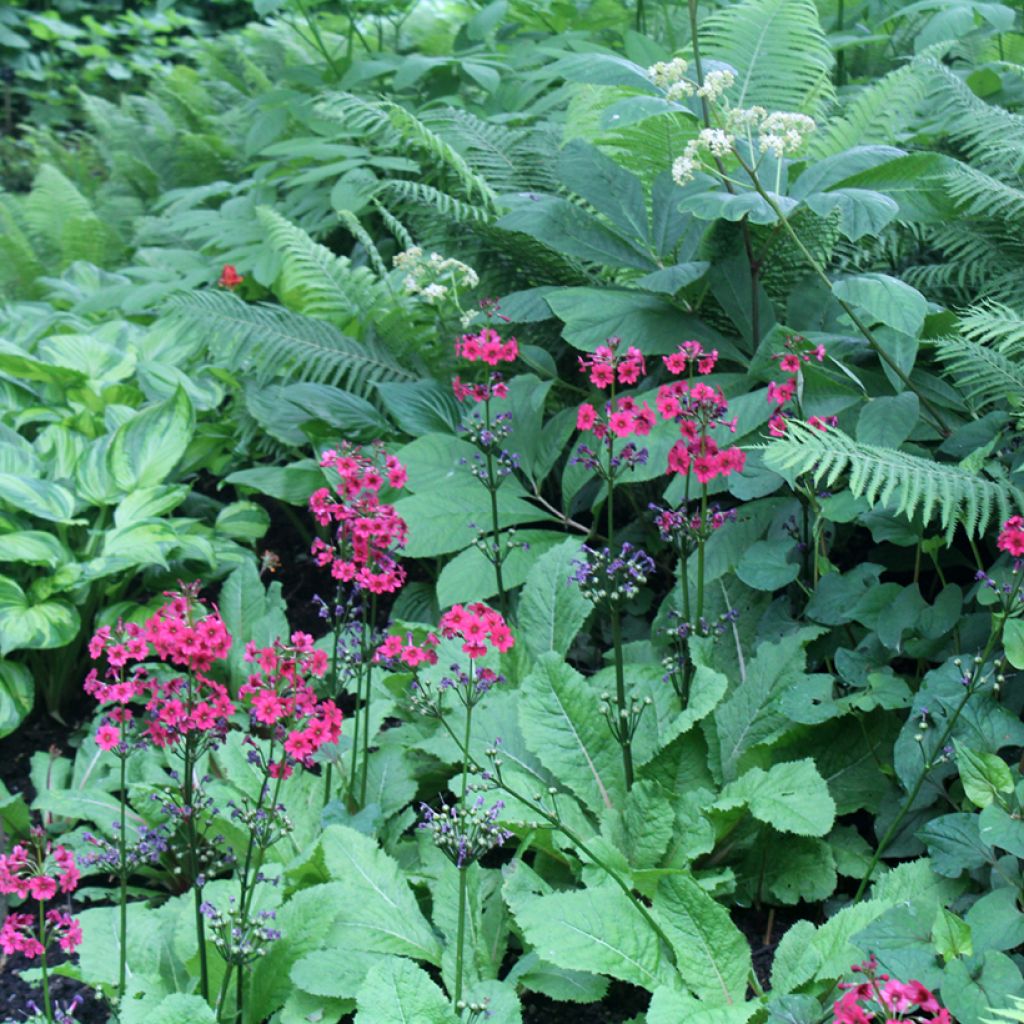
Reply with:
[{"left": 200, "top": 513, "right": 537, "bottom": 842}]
[
  {"left": 570, "top": 543, "right": 656, "bottom": 604},
  {"left": 418, "top": 795, "right": 513, "bottom": 868}
]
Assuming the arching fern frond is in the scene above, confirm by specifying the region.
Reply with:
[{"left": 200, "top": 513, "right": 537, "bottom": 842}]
[
  {"left": 702, "top": 0, "right": 835, "bottom": 118},
  {"left": 944, "top": 162, "right": 1024, "bottom": 220},
  {"left": 335, "top": 209, "right": 388, "bottom": 277},
  {"left": 958, "top": 299, "right": 1024, "bottom": 351},
  {"left": 256, "top": 206, "right": 386, "bottom": 326},
  {"left": 933, "top": 335, "right": 1024, "bottom": 412},
  {"left": 760, "top": 421, "right": 1020, "bottom": 542},
  {"left": 164, "top": 290, "right": 415, "bottom": 395},
  {"left": 381, "top": 181, "right": 494, "bottom": 225}
]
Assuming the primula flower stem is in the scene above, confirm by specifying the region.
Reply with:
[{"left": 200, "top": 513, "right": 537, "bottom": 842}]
[
  {"left": 610, "top": 608, "right": 635, "bottom": 790},
  {"left": 453, "top": 865, "right": 469, "bottom": 1006},
  {"left": 358, "top": 594, "right": 377, "bottom": 807},
  {"left": 117, "top": 743, "right": 128, "bottom": 1004},
  {"left": 483, "top": 399, "right": 509, "bottom": 619},
  {"left": 38, "top": 901, "right": 52, "bottom": 1023},
  {"left": 695, "top": 484, "right": 709, "bottom": 624},
  {"left": 183, "top": 740, "right": 210, "bottom": 1001}
]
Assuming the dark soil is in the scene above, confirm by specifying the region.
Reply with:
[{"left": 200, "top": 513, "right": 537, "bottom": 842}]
[
  {"left": 522, "top": 982, "right": 647, "bottom": 1022},
  {"left": 0, "top": 950, "right": 109, "bottom": 1024}
]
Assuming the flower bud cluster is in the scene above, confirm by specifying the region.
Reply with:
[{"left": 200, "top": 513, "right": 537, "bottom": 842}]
[
  {"left": 570, "top": 543, "right": 656, "bottom": 605},
  {"left": 200, "top": 899, "right": 281, "bottom": 967},
  {"left": 418, "top": 795, "right": 513, "bottom": 869}
]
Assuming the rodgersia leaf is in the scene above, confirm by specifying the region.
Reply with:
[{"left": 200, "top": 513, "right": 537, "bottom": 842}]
[{"left": 716, "top": 759, "right": 836, "bottom": 837}]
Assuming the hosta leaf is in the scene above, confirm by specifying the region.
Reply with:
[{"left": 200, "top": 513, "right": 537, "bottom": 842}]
[
  {"left": 0, "top": 576, "right": 79, "bottom": 656},
  {"left": 0, "top": 530, "right": 70, "bottom": 568},
  {"left": 0, "top": 473, "right": 78, "bottom": 523},
  {"left": 0, "top": 659, "right": 33, "bottom": 738},
  {"left": 108, "top": 386, "right": 195, "bottom": 491},
  {"left": 215, "top": 500, "right": 270, "bottom": 541}
]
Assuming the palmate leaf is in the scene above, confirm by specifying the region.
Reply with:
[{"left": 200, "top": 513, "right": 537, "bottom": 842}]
[
  {"left": 164, "top": 290, "right": 415, "bottom": 395},
  {"left": 760, "top": 421, "right": 1022, "bottom": 542},
  {"left": 702, "top": 0, "right": 835, "bottom": 117}
]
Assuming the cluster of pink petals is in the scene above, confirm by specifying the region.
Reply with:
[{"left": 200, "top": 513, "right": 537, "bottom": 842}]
[
  {"left": 452, "top": 372, "right": 508, "bottom": 403},
  {"left": 663, "top": 340, "right": 718, "bottom": 376},
  {"left": 438, "top": 603, "right": 514, "bottom": 659},
  {"left": 456, "top": 326, "right": 518, "bottom": 365},
  {"left": 310, "top": 445, "right": 409, "bottom": 594},
  {"left": 86, "top": 593, "right": 236, "bottom": 750},
  {"left": 668, "top": 436, "right": 746, "bottom": 484},
  {"left": 578, "top": 339, "right": 646, "bottom": 389},
  {"left": 766, "top": 342, "right": 833, "bottom": 437},
  {"left": 239, "top": 634, "right": 342, "bottom": 778},
  {"left": 374, "top": 632, "right": 440, "bottom": 668},
  {"left": 834, "top": 977, "right": 950, "bottom": 1023},
  {"left": 0, "top": 843, "right": 79, "bottom": 902},
  {"left": 577, "top": 396, "right": 656, "bottom": 440},
  {"left": 0, "top": 911, "right": 81, "bottom": 958},
  {"left": 997, "top": 515, "right": 1024, "bottom": 557}
]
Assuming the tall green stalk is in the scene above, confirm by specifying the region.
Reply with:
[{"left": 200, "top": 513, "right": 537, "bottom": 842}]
[
  {"left": 117, "top": 743, "right": 128, "bottom": 1004},
  {"left": 39, "top": 899, "right": 52, "bottom": 1023},
  {"left": 358, "top": 594, "right": 377, "bottom": 806},
  {"left": 483, "top": 398, "right": 508, "bottom": 619},
  {"left": 453, "top": 691, "right": 474, "bottom": 1007},
  {"left": 182, "top": 735, "right": 209, "bottom": 1001}
]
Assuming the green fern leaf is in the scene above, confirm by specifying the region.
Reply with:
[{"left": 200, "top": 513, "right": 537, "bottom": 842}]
[
  {"left": 164, "top": 290, "right": 415, "bottom": 396},
  {"left": 760, "top": 421, "right": 1021, "bottom": 542},
  {"left": 702, "top": 0, "right": 835, "bottom": 118}
]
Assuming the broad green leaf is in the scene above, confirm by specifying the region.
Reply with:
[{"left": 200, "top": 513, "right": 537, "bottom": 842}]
[
  {"left": 136, "top": 995, "right": 216, "bottom": 1024},
  {"left": 856, "top": 393, "right": 919, "bottom": 448},
  {"left": 519, "top": 653, "right": 624, "bottom": 812},
  {"left": 734, "top": 538, "right": 799, "bottom": 590},
  {"left": 654, "top": 875, "right": 753, "bottom": 1004},
  {"left": 436, "top": 530, "right": 566, "bottom": 607},
  {"left": 245, "top": 381, "right": 390, "bottom": 445},
  {"left": 558, "top": 139, "right": 649, "bottom": 241},
  {"left": 517, "top": 539, "right": 590, "bottom": 658},
  {"left": 108, "top": 386, "right": 195, "bottom": 490},
  {"left": 354, "top": 957, "right": 458, "bottom": 1024},
  {"left": 215, "top": 500, "right": 270, "bottom": 541},
  {"left": 318, "top": 825, "right": 443, "bottom": 963},
  {"left": 756, "top": 836, "right": 837, "bottom": 905},
  {"left": 805, "top": 188, "right": 899, "bottom": 240},
  {"left": 979, "top": 803, "right": 1024, "bottom": 858},
  {"left": 512, "top": 885, "right": 678, "bottom": 991},
  {"left": 375, "top": 380, "right": 462, "bottom": 436},
  {"left": 682, "top": 189, "right": 797, "bottom": 225},
  {"left": 113, "top": 486, "right": 190, "bottom": 528},
  {"left": 394, "top": 484, "right": 552, "bottom": 558},
  {"left": 955, "top": 741, "right": 1014, "bottom": 809},
  {"left": 832, "top": 273, "right": 928, "bottom": 338},
  {"left": 225, "top": 461, "right": 324, "bottom": 505},
  {"left": 291, "top": 949, "right": 385, "bottom": 999},
  {"left": 917, "top": 813, "right": 993, "bottom": 876},
  {"left": 496, "top": 195, "right": 654, "bottom": 270},
  {"left": 717, "top": 760, "right": 836, "bottom": 836},
  {"left": 648, "top": 986, "right": 757, "bottom": 1024},
  {"left": 0, "top": 473, "right": 78, "bottom": 523},
  {"left": 1004, "top": 618, "right": 1024, "bottom": 670},
  {"left": 0, "top": 530, "right": 70, "bottom": 568},
  {"left": 0, "top": 659, "right": 33, "bottom": 738},
  {"left": 0, "top": 576, "right": 80, "bottom": 656},
  {"left": 932, "top": 908, "right": 972, "bottom": 962},
  {"left": 942, "top": 951, "right": 1024, "bottom": 1024},
  {"left": 790, "top": 145, "right": 907, "bottom": 198},
  {"left": 504, "top": 952, "right": 609, "bottom": 1004},
  {"left": 100, "top": 521, "right": 178, "bottom": 569}
]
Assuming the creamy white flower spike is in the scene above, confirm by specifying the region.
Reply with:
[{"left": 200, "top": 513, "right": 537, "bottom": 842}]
[{"left": 672, "top": 154, "right": 699, "bottom": 185}]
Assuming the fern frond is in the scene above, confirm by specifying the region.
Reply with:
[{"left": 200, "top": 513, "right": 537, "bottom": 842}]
[
  {"left": 933, "top": 335, "right": 1024, "bottom": 412},
  {"left": 335, "top": 209, "right": 388, "bottom": 277},
  {"left": 944, "top": 162, "right": 1024, "bottom": 220},
  {"left": 164, "top": 290, "right": 415, "bottom": 395},
  {"left": 256, "top": 206, "right": 386, "bottom": 326},
  {"left": 371, "top": 200, "right": 415, "bottom": 250},
  {"left": 958, "top": 299, "right": 1024, "bottom": 351},
  {"left": 702, "top": 0, "right": 835, "bottom": 118},
  {"left": 381, "top": 181, "right": 494, "bottom": 225},
  {"left": 760, "top": 421, "right": 1020, "bottom": 542}
]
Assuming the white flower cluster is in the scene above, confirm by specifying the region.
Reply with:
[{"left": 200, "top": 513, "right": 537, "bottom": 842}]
[
  {"left": 647, "top": 60, "right": 734, "bottom": 104},
  {"left": 757, "top": 111, "right": 816, "bottom": 157},
  {"left": 392, "top": 246, "right": 479, "bottom": 304},
  {"left": 670, "top": 107, "right": 816, "bottom": 185}
]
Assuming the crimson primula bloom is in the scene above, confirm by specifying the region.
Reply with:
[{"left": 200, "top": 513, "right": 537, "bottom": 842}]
[
  {"left": 311, "top": 444, "right": 409, "bottom": 594},
  {"left": 218, "top": 264, "right": 244, "bottom": 289},
  {"left": 578, "top": 338, "right": 646, "bottom": 390},
  {"left": 833, "top": 958, "right": 950, "bottom": 1023},
  {"left": 439, "top": 603, "right": 514, "bottom": 659},
  {"left": 456, "top": 326, "right": 518, "bottom": 365},
  {"left": 239, "top": 634, "right": 342, "bottom": 780},
  {"left": 765, "top": 339, "right": 836, "bottom": 436},
  {"left": 85, "top": 587, "right": 236, "bottom": 750},
  {"left": 997, "top": 515, "right": 1024, "bottom": 557},
  {"left": 374, "top": 631, "right": 440, "bottom": 669}
]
